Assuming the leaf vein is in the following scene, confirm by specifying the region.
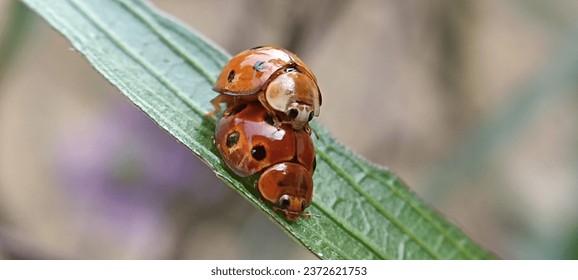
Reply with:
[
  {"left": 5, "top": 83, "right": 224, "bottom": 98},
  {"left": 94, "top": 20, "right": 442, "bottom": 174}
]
[
  {"left": 324, "top": 145, "right": 477, "bottom": 259},
  {"left": 317, "top": 150, "right": 442, "bottom": 259}
]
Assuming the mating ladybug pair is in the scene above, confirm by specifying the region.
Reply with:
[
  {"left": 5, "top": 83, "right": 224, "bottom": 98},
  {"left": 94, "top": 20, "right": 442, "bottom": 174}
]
[{"left": 209, "top": 46, "right": 322, "bottom": 221}]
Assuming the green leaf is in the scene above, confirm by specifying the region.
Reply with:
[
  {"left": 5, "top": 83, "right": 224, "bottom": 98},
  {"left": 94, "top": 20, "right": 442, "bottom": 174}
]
[
  {"left": 0, "top": 0, "right": 35, "bottom": 83},
  {"left": 22, "top": 0, "right": 494, "bottom": 259}
]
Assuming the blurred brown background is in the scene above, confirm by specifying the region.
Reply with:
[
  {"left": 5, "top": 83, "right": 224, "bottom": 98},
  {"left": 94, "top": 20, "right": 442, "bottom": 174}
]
[{"left": 1, "top": 0, "right": 578, "bottom": 259}]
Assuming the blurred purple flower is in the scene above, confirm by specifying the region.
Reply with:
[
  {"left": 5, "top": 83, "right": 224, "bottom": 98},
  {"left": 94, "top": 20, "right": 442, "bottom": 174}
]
[{"left": 55, "top": 97, "right": 226, "bottom": 257}]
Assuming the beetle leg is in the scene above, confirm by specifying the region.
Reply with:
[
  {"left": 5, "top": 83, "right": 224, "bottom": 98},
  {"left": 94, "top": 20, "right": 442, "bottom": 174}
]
[
  {"left": 207, "top": 95, "right": 224, "bottom": 117},
  {"left": 274, "top": 116, "right": 284, "bottom": 130},
  {"left": 307, "top": 125, "right": 320, "bottom": 139},
  {"left": 272, "top": 206, "right": 290, "bottom": 216},
  {"left": 207, "top": 94, "right": 234, "bottom": 117}
]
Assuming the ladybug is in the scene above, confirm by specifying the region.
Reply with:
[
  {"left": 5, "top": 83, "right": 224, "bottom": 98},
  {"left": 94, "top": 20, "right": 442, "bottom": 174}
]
[
  {"left": 209, "top": 46, "right": 322, "bottom": 133},
  {"left": 214, "top": 102, "right": 316, "bottom": 221}
]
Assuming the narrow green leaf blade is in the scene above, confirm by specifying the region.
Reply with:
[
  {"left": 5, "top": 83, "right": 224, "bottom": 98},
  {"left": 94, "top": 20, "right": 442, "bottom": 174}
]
[{"left": 22, "top": 0, "right": 494, "bottom": 259}]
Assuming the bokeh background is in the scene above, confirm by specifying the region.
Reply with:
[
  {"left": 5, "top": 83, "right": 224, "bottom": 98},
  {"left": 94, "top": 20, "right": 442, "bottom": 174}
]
[{"left": 1, "top": 0, "right": 578, "bottom": 259}]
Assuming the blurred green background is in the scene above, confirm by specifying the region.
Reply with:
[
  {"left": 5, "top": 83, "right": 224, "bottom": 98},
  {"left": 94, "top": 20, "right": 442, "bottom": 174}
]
[{"left": 1, "top": 0, "right": 578, "bottom": 259}]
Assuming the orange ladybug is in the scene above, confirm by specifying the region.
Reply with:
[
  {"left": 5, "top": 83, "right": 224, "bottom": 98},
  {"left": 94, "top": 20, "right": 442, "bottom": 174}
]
[
  {"left": 214, "top": 102, "right": 316, "bottom": 221},
  {"left": 209, "top": 46, "right": 322, "bottom": 132}
]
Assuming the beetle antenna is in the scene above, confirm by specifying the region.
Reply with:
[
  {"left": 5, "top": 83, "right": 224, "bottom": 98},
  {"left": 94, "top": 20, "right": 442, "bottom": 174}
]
[
  {"left": 301, "top": 212, "right": 320, "bottom": 219},
  {"left": 309, "top": 126, "right": 319, "bottom": 139}
]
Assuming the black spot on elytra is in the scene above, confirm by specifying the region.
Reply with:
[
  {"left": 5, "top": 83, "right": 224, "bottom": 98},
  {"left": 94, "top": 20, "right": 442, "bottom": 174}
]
[
  {"left": 226, "top": 131, "right": 240, "bottom": 148},
  {"left": 250, "top": 45, "right": 264, "bottom": 50},
  {"left": 227, "top": 70, "right": 235, "bottom": 82},
  {"left": 251, "top": 145, "right": 267, "bottom": 161},
  {"left": 264, "top": 113, "right": 275, "bottom": 126},
  {"left": 230, "top": 104, "right": 247, "bottom": 116},
  {"left": 253, "top": 61, "right": 266, "bottom": 72}
]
